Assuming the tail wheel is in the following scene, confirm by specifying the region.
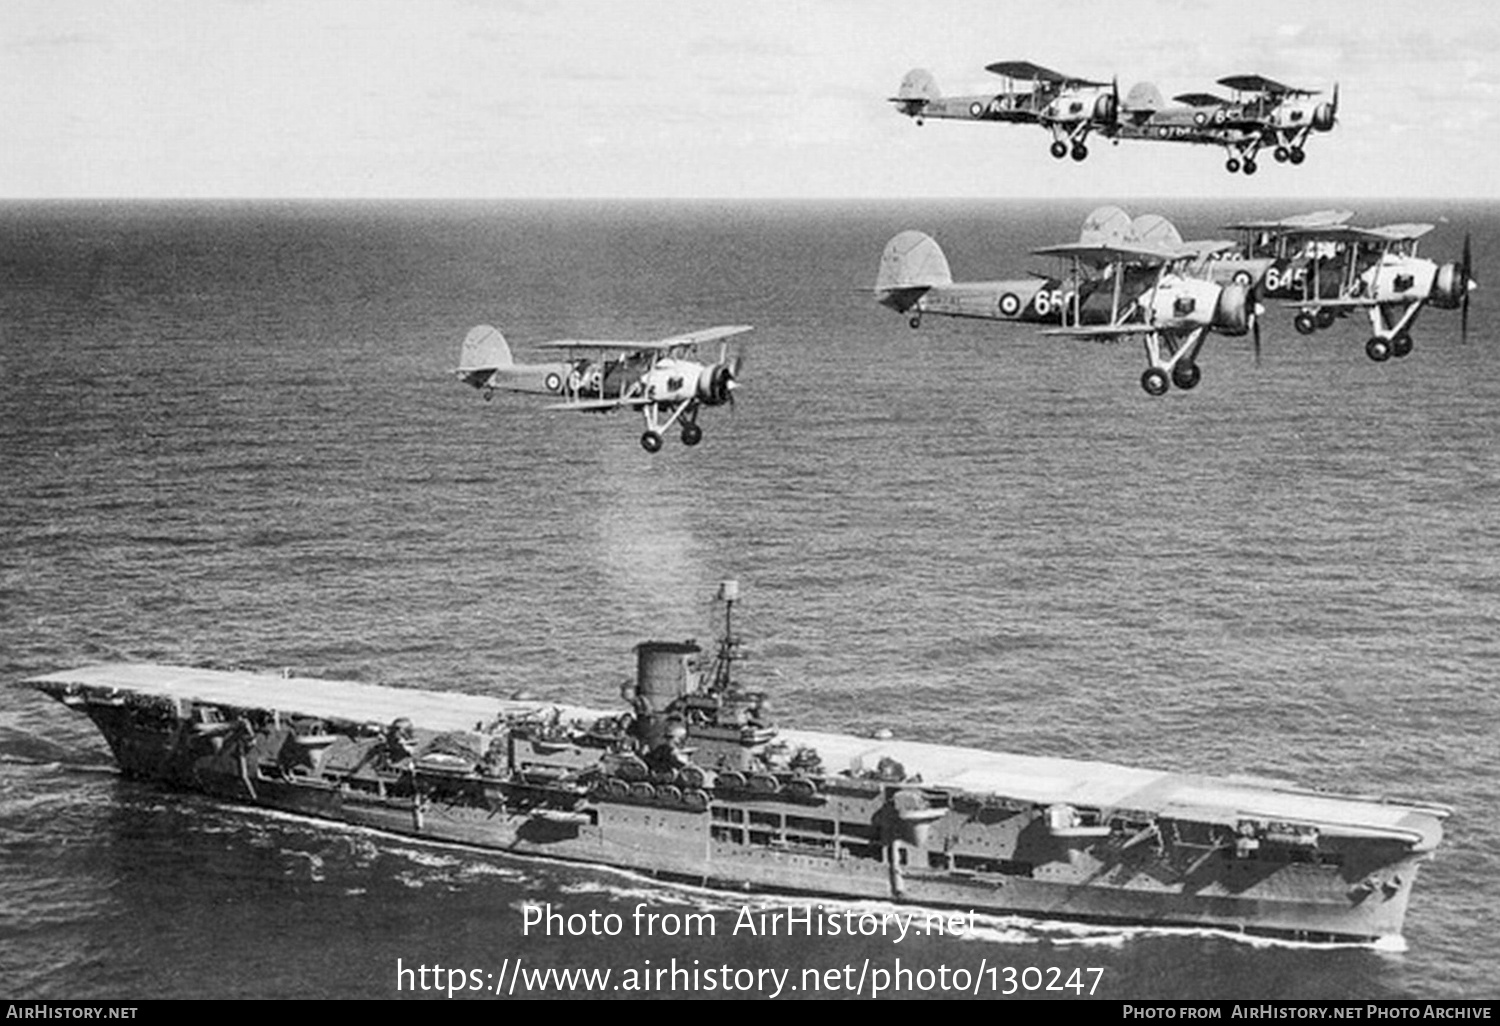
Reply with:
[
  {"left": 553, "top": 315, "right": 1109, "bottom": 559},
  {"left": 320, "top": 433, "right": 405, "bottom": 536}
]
[
  {"left": 1392, "top": 334, "right": 1413, "bottom": 359},
  {"left": 1172, "top": 362, "right": 1201, "bottom": 391},
  {"left": 1366, "top": 337, "right": 1392, "bottom": 363},
  {"left": 1294, "top": 312, "right": 1317, "bottom": 335},
  {"left": 640, "top": 431, "right": 664, "bottom": 453},
  {"left": 681, "top": 423, "right": 703, "bottom": 447},
  {"left": 1141, "top": 368, "right": 1170, "bottom": 397}
]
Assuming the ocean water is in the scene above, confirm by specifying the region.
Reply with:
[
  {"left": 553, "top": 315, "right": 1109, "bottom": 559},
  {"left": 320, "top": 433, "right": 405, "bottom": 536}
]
[{"left": 0, "top": 199, "right": 1496, "bottom": 1001}]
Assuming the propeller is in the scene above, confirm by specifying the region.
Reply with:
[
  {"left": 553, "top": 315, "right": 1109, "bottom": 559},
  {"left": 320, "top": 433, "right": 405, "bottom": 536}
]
[
  {"left": 1462, "top": 232, "right": 1472, "bottom": 344},
  {"left": 697, "top": 343, "right": 743, "bottom": 408},
  {"left": 1251, "top": 290, "right": 1264, "bottom": 366}
]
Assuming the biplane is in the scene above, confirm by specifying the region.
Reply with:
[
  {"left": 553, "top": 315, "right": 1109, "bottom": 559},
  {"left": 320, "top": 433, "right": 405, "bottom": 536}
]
[
  {"left": 1224, "top": 214, "right": 1474, "bottom": 361},
  {"left": 1216, "top": 74, "right": 1339, "bottom": 173},
  {"left": 874, "top": 207, "right": 1259, "bottom": 395},
  {"left": 891, "top": 61, "right": 1119, "bottom": 161},
  {"left": 1113, "top": 75, "right": 1337, "bottom": 174},
  {"left": 456, "top": 324, "right": 750, "bottom": 452}
]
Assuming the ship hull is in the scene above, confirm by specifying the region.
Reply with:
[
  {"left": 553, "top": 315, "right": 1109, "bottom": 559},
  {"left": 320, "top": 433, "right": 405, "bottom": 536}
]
[{"left": 70, "top": 694, "right": 1432, "bottom": 944}]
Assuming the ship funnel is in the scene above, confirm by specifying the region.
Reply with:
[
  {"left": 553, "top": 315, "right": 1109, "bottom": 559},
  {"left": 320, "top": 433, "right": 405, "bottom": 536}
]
[{"left": 633, "top": 641, "right": 701, "bottom": 715}]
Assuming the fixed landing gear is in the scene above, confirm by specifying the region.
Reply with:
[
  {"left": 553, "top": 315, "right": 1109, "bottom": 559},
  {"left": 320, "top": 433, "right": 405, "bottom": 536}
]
[
  {"left": 1172, "top": 362, "right": 1201, "bottom": 391},
  {"left": 681, "top": 423, "right": 703, "bottom": 447},
  {"left": 1242, "top": 158, "right": 1258, "bottom": 175},
  {"left": 908, "top": 314, "right": 922, "bottom": 329},
  {"left": 1391, "top": 333, "right": 1414, "bottom": 359},
  {"left": 1225, "top": 156, "right": 1257, "bottom": 174},
  {"left": 1289, "top": 147, "right": 1305, "bottom": 165},
  {"left": 1070, "top": 143, "right": 1088, "bottom": 162},
  {"left": 1294, "top": 312, "right": 1317, "bottom": 335},
  {"left": 1365, "top": 337, "right": 1391, "bottom": 363},
  {"left": 1226, "top": 157, "right": 1240, "bottom": 174},
  {"left": 640, "top": 431, "right": 664, "bottom": 453},
  {"left": 1315, "top": 308, "right": 1336, "bottom": 329},
  {"left": 1274, "top": 146, "right": 1289, "bottom": 163},
  {"left": 1050, "top": 140, "right": 1068, "bottom": 159},
  {"left": 1141, "top": 368, "right": 1170, "bottom": 397}
]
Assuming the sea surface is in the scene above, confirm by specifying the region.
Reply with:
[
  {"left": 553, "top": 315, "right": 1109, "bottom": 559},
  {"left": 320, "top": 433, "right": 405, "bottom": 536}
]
[{"left": 1, "top": 199, "right": 1496, "bottom": 1001}]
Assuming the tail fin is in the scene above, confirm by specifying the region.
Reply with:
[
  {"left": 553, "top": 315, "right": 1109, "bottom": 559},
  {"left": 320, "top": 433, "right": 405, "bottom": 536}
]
[
  {"left": 1079, "top": 206, "right": 1132, "bottom": 247},
  {"left": 877, "top": 231, "right": 953, "bottom": 290},
  {"left": 874, "top": 231, "right": 952, "bottom": 314},
  {"left": 460, "top": 325, "right": 512, "bottom": 372},
  {"left": 458, "top": 325, "right": 512, "bottom": 390},
  {"left": 1123, "top": 81, "right": 1164, "bottom": 114},
  {"left": 896, "top": 68, "right": 941, "bottom": 103},
  {"left": 1129, "top": 214, "right": 1183, "bottom": 250}
]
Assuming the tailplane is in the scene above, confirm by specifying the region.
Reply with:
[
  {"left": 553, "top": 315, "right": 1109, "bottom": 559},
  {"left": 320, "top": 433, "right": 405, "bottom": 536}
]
[
  {"left": 458, "top": 325, "right": 513, "bottom": 390},
  {"left": 874, "top": 230, "right": 953, "bottom": 313}
]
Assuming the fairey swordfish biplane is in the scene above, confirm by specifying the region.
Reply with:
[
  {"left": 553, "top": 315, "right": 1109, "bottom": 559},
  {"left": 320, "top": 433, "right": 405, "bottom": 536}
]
[
  {"left": 893, "top": 63, "right": 1337, "bottom": 174},
  {"left": 891, "top": 61, "right": 1120, "bottom": 161},
  {"left": 456, "top": 324, "right": 750, "bottom": 452},
  {"left": 1224, "top": 212, "right": 1476, "bottom": 362},
  {"left": 873, "top": 206, "right": 1263, "bottom": 397}
]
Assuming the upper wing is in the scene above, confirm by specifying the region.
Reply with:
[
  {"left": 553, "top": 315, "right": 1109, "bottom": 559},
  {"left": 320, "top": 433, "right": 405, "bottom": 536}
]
[
  {"left": 985, "top": 61, "right": 1067, "bottom": 83},
  {"left": 1223, "top": 209, "right": 1355, "bottom": 232},
  {"left": 1217, "top": 74, "right": 1312, "bottom": 96},
  {"left": 536, "top": 339, "right": 660, "bottom": 352},
  {"left": 536, "top": 325, "right": 752, "bottom": 353},
  {"left": 1033, "top": 240, "right": 1178, "bottom": 265},
  {"left": 653, "top": 325, "right": 753, "bottom": 347},
  {"left": 1367, "top": 223, "right": 1435, "bottom": 242}
]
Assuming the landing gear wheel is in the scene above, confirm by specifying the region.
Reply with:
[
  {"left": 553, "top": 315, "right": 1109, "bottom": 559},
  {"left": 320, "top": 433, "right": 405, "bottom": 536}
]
[
  {"left": 1243, "top": 158, "right": 1258, "bottom": 175},
  {"left": 1294, "top": 312, "right": 1317, "bottom": 335},
  {"left": 1070, "top": 143, "right": 1088, "bottom": 162},
  {"left": 1289, "top": 147, "right": 1306, "bottom": 165},
  {"left": 1392, "top": 333, "right": 1413, "bottom": 359},
  {"left": 482, "top": 388, "right": 494, "bottom": 402},
  {"left": 908, "top": 315, "right": 921, "bottom": 329},
  {"left": 1274, "top": 146, "right": 1289, "bottom": 163},
  {"left": 640, "top": 431, "right": 664, "bottom": 453},
  {"left": 1366, "top": 337, "right": 1392, "bottom": 363},
  {"left": 681, "top": 423, "right": 703, "bottom": 447},
  {"left": 1315, "top": 308, "right": 1337, "bottom": 329},
  {"left": 1141, "top": 368, "right": 1170, "bottom": 397},
  {"left": 1050, "top": 141, "right": 1068, "bottom": 159},
  {"left": 1226, "top": 157, "right": 1241, "bottom": 174},
  {"left": 1172, "top": 362, "right": 1202, "bottom": 391}
]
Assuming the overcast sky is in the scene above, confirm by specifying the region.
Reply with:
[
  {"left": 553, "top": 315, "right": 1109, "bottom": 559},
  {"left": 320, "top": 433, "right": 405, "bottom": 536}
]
[{"left": 3, "top": 0, "right": 1497, "bottom": 199}]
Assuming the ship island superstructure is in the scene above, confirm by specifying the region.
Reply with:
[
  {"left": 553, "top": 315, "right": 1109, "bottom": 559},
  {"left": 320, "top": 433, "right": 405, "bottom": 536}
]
[{"left": 25, "top": 585, "right": 1448, "bottom": 943}]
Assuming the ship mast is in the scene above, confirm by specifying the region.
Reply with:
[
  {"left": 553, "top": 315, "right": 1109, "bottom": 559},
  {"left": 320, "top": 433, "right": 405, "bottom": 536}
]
[{"left": 708, "top": 579, "right": 739, "bottom": 694}]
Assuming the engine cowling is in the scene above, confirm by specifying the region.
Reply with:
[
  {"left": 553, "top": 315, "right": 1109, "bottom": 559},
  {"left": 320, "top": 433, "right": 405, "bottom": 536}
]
[
  {"left": 1093, "top": 91, "right": 1118, "bottom": 124},
  {"left": 696, "top": 362, "right": 737, "bottom": 406},
  {"left": 1312, "top": 101, "right": 1336, "bottom": 132},
  {"left": 1431, "top": 261, "right": 1467, "bottom": 309},
  {"left": 1211, "top": 282, "right": 1251, "bottom": 336}
]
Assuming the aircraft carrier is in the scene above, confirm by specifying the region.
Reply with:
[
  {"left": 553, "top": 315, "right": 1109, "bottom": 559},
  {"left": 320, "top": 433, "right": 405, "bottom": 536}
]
[{"left": 25, "top": 584, "right": 1448, "bottom": 944}]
